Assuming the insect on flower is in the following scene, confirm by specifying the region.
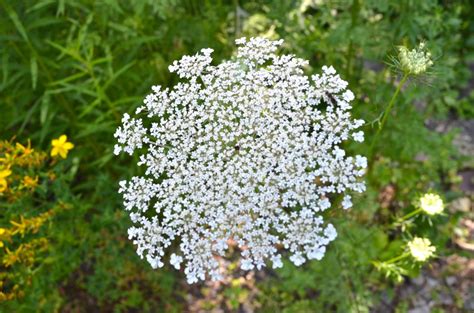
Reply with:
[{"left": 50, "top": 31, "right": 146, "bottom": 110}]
[{"left": 114, "top": 37, "right": 366, "bottom": 283}]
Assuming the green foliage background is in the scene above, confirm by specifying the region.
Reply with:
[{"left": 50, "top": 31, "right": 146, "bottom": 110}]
[{"left": 1, "top": 0, "right": 473, "bottom": 312}]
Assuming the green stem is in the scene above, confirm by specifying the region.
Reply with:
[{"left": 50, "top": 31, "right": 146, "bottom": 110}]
[
  {"left": 346, "top": 0, "right": 360, "bottom": 79},
  {"left": 335, "top": 247, "right": 361, "bottom": 313},
  {"left": 369, "top": 74, "right": 409, "bottom": 158},
  {"left": 385, "top": 253, "right": 409, "bottom": 264},
  {"left": 379, "top": 74, "right": 409, "bottom": 132},
  {"left": 398, "top": 208, "right": 422, "bottom": 222},
  {"left": 234, "top": 0, "right": 240, "bottom": 39}
]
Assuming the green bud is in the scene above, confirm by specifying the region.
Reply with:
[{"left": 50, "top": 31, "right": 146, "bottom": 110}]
[{"left": 398, "top": 43, "right": 433, "bottom": 75}]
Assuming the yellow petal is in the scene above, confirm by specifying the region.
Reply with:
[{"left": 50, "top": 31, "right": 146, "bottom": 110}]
[
  {"left": 51, "top": 148, "right": 58, "bottom": 157},
  {"left": 64, "top": 142, "right": 74, "bottom": 150},
  {"left": 51, "top": 139, "right": 59, "bottom": 146},
  {"left": 59, "top": 135, "right": 67, "bottom": 143},
  {"left": 59, "top": 149, "right": 67, "bottom": 159},
  {"left": 0, "top": 180, "right": 7, "bottom": 192},
  {"left": 0, "top": 170, "right": 11, "bottom": 178}
]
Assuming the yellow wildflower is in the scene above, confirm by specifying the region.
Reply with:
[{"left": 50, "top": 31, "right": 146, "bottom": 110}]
[
  {"left": 22, "top": 175, "right": 39, "bottom": 189},
  {"left": 3, "top": 247, "right": 21, "bottom": 267},
  {"left": 0, "top": 153, "right": 14, "bottom": 165},
  {"left": 50, "top": 135, "right": 74, "bottom": 159},
  {"left": 419, "top": 193, "right": 444, "bottom": 215},
  {"left": 0, "top": 228, "right": 5, "bottom": 248},
  {"left": 16, "top": 140, "right": 34, "bottom": 156},
  {"left": 407, "top": 237, "right": 436, "bottom": 262},
  {"left": 0, "top": 168, "right": 12, "bottom": 193},
  {"left": 10, "top": 216, "right": 27, "bottom": 236}
]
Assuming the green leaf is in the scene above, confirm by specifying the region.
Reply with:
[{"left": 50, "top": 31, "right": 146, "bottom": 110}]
[
  {"left": 30, "top": 55, "right": 38, "bottom": 89},
  {"left": 40, "top": 93, "right": 50, "bottom": 125},
  {"left": 2, "top": 2, "right": 30, "bottom": 43}
]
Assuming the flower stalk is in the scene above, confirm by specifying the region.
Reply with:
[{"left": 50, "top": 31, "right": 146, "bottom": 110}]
[
  {"left": 369, "top": 73, "right": 408, "bottom": 158},
  {"left": 369, "top": 42, "right": 433, "bottom": 160}
]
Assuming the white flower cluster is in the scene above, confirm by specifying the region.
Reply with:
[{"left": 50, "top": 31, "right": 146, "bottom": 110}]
[{"left": 114, "top": 37, "right": 366, "bottom": 284}]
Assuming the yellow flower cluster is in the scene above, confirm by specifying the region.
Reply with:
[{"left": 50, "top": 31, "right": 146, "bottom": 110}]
[
  {"left": 0, "top": 140, "right": 45, "bottom": 196},
  {"left": 0, "top": 210, "right": 54, "bottom": 248},
  {"left": 0, "top": 238, "right": 48, "bottom": 301},
  {"left": 0, "top": 140, "right": 44, "bottom": 168},
  {"left": 0, "top": 137, "right": 73, "bottom": 302},
  {"left": 0, "top": 208, "right": 58, "bottom": 302},
  {"left": 0, "top": 135, "right": 73, "bottom": 197},
  {"left": 3, "top": 238, "right": 48, "bottom": 268}
]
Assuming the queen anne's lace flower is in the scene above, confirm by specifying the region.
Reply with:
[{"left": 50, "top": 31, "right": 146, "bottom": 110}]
[
  {"left": 398, "top": 42, "right": 433, "bottom": 75},
  {"left": 114, "top": 37, "right": 366, "bottom": 284}
]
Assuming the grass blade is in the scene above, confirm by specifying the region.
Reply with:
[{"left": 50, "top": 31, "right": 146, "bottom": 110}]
[{"left": 30, "top": 55, "right": 38, "bottom": 89}]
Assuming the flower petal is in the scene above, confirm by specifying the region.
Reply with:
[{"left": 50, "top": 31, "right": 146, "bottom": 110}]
[
  {"left": 0, "top": 170, "right": 11, "bottom": 178},
  {"left": 59, "top": 149, "right": 67, "bottom": 158}
]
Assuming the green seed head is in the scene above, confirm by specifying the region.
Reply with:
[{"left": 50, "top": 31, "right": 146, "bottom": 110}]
[{"left": 398, "top": 42, "right": 433, "bottom": 76}]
